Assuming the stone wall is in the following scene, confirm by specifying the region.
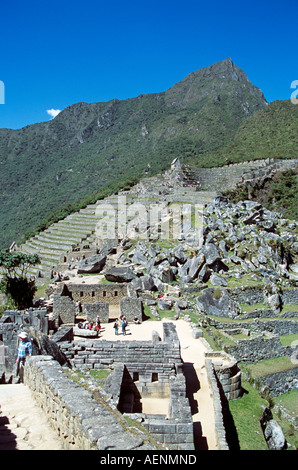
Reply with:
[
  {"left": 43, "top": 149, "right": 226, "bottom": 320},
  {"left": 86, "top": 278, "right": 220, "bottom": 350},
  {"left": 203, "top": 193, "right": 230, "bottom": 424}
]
[
  {"left": 228, "top": 286, "right": 264, "bottom": 305},
  {"left": 224, "top": 332, "right": 297, "bottom": 366},
  {"left": 52, "top": 292, "right": 77, "bottom": 326},
  {"left": 24, "top": 356, "right": 156, "bottom": 450},
  {"left": 229, "top": 286, "right": 298, "bottom": 306},
  {"left": 258, "top": 368, "right": 298, "bottom": 397},
  {"left": 186, "top": 158, "right": 298, "bottom": 192},
  {"left": 83, "top": 302, "right": 109, "bottom": 323},
  {"left": 205, "top": 351, "right": 242, "bottom": 400},
  {"left": 65, "top": 283, "right": 131, "bottom": 305},
  {"left": 211, "top": 317, "right": 298, "bottom": 337},
  {"left": 0, "top": 308, "right": 49, "bottom": 375},
  {"left": 205, "top": 359, "right": 229, "bottom": 450},
  {"left": 104, "top": 363, "right": 195, "bottom": 450},
  {"left": 23, "top": 323, "right": 196, "bottom": 451},
  {"left": 120, "top": 296, "right": 143, "bottom": 323}
]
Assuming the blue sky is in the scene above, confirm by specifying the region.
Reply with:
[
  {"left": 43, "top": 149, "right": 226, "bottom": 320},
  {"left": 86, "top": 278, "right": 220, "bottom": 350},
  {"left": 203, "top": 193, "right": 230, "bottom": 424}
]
[{"left": 0, "top": 0, "right": 297, "bottom": 129}]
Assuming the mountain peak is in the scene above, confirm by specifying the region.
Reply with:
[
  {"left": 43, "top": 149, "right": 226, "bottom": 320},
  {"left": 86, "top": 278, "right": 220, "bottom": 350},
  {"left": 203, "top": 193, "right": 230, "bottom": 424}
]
[
  {"left": 165, "top": 58, "right": 266, "bottom": 109},
  {"left": 185, "top": 57, "right": 251, "bottom": 85}
]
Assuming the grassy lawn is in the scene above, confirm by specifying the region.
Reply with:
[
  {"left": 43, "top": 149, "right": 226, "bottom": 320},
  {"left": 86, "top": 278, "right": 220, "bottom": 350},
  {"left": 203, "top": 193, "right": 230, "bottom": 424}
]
[
  {"left": 280, "top": 333, "right": 298, "bottom": 346},
  {"left": 275, "top": 390, "right": 298, "bottom": 417},
  {"left": 242, "top": 357, "right": 298, "bottom": 378}
]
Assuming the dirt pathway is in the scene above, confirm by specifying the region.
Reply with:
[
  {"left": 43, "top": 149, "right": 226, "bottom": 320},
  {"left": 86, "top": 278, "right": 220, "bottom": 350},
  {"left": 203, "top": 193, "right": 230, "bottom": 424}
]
[{"left": 0, "top": 383, "right": 63, "bottom": 450}]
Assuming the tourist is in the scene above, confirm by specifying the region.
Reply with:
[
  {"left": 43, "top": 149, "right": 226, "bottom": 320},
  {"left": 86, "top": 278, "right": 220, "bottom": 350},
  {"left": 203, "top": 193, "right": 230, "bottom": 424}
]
[
  {"left": 16, "top": 332, "right": 32, "bottom": 382},
  {"left": 133, "top": 316, "right": 140, "bottom": 324},
  {"left": 113, "top": 319, "right": 119, "bottom": 335},
  {"left": 121, "top": 318, "right": 127, "bottom": 335},
  {"left": 88, "top": 322, "right": 94, "bottom": 330},
  {"left": 95, "top": 316, "right": 101, "bottom": 331}
]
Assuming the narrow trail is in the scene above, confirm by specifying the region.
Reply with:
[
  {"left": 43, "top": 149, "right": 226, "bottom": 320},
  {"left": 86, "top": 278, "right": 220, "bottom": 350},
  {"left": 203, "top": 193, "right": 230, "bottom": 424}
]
[{"left": 0, "top": 383, "right": 63, "bottom": 450}]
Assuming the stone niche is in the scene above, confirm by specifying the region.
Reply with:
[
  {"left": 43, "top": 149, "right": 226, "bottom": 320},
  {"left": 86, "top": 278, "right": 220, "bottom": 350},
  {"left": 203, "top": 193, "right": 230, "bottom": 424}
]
[{"left": 83, "top": 302, "right": 109, "bottom": 323}]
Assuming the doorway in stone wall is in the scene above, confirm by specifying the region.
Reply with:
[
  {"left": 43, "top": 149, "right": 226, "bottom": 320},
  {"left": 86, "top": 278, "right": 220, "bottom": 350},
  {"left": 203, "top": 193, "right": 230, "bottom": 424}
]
[{"left": 108, "top": 304, "right": 120, "bottom": 321}]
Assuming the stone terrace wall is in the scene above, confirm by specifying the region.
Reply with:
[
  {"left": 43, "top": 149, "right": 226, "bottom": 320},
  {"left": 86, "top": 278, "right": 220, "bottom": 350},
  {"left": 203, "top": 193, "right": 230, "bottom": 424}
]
[
  {"left": 24, "top": 356, "right": 155, "bottom": 450},
  {"left": 228, "top": 286, "right": 298, "bottom": 306},
  {"left": 186, "top": 158, "right": 298, "bottom": 192},
  {"left": 258, "top": 367, "right": 298, "bottom": 397},
  {"left": 226, "top": 334, "right": 292, "bottom": 363}
]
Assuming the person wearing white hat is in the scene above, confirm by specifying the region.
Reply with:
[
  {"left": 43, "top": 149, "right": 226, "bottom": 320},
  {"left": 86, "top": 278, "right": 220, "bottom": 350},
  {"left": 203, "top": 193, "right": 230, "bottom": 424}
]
[{"left": 16, "top": 332, "right": 32, "bottom": 382}]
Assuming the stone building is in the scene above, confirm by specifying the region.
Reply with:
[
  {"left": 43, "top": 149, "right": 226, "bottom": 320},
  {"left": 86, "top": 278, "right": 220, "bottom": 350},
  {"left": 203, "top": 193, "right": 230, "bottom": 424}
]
[{"left": 51, "top": 282, "right": 143, "bottom": 327}]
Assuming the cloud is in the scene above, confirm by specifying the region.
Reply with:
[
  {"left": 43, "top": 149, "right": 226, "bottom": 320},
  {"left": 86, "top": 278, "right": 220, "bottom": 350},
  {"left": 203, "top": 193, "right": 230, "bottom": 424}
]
[{"left": 46, "top": 108, "right": 61, "bottom": 119}]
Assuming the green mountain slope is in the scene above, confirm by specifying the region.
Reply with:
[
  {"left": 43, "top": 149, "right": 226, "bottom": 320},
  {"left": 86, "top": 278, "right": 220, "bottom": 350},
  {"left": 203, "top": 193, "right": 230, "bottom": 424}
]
[
  {"left": 190, "top": 99, "right": 298, "bottom": 167},
  {"left": 0, "top": 58, "right": 268, "bottom": 248}
]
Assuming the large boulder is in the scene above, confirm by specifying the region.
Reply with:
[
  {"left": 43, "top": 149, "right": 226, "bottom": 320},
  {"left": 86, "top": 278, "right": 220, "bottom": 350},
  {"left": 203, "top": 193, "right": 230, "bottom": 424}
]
[
  {"left": 156, "top": 262, "right": 175, "bottom": 283},
  {"left": 104, "top": 266, "right": 136, "bottom": 283},
  {"left": 132, "top": 274, "right": 157, "bottom": 292},
  {"left": 73, "top": 327, "right": 98, "bottom": 337},
  {"left": 178, "top": 254, "right": 205, "bottom": 282},
  {"left": 77, "top": 254, "right": 106, "bottom": 274},
  {"left": 201, "top": 243, "right": 221, "bottom": 265},
  {"left": 260, "top": 406, "right": 287, "bottom": 450},
  {"left": 196, "top": 287, "right": 241, "bottom": 319}
]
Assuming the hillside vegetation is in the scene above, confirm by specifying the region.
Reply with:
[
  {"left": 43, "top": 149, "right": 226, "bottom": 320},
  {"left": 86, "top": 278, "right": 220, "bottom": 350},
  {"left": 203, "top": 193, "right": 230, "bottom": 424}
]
[{"left": 193, "top": 99, "right": 298, "bottom": 167}]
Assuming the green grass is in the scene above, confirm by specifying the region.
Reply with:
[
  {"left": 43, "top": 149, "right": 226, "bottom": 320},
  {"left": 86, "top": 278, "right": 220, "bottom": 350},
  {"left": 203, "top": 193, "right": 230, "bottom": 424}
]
[
  {"left": 280, "top": 333, "right": 298, "bottom": 347},
  {"left": 229, "top": 380, "right": 269, "bottom": 450},
  {"left": 230, "top": 382, "right": 298, "bottom": 450},
  {"left": 242, "top": 357, "right": 298, "bottom": 378},
  {"left": 89, "top": 369, "right": 111, "bottom": 381},
  {"left": 239, "top": 302, "right": 267, "bottom": 313},
  {"left": 275, "top": 390, "right": 298, "bottom": 417}
]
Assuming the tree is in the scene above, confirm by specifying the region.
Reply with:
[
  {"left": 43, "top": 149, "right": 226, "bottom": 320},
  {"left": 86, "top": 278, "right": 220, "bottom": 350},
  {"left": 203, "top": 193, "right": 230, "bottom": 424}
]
[{"left": 0, "top": 250, "right": 40, "bottom": 309}]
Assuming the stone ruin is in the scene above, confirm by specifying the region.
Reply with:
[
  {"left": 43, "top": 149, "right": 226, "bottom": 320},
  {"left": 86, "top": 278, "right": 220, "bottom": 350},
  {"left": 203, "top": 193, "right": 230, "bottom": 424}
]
[
  {"left": 48, "top": 282, "right": 143, "bottom": 328},
  {"left": 0, "top": 306, "right": 233, "bottom": 449},
  {"left": 0, "top": 308, "right": 197, "bottom": 449}
]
